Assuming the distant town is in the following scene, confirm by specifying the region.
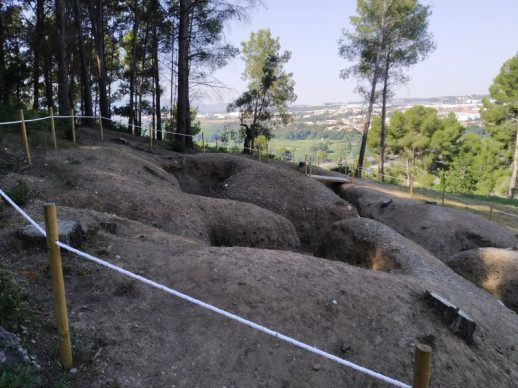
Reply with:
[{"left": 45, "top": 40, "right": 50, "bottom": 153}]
[{"left": 197, "top": 95, "right": 486, "bottom": 131}]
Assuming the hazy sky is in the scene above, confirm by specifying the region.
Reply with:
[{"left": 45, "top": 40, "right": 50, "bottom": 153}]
[{"left": 199, "top": 0, "right": 518, "bottom": 106}]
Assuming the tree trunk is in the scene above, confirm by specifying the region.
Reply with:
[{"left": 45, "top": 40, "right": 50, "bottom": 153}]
[
  {"left": 508, "top": 125, "right": 518, "bottom": 198},
  {"left": 87, "top": 0, "right": 110, "bottom": 128},
  {"left": 241, "top": 124, "right": 252, "bottom": 154},
  {"left": 177, "top": 0, "right": 192, "bottom": 147},
  {"left": 129, "top": 0, "right": 139, "bottom": 134},
  {"left": 72, "top": 0, "right": 93, "bottom": 124},
  {"left": 357, "top": 0, "right": 389, "bottom": 178},
  {"left": 32, "top": 0, "right": 45, "bottom": 110},
  {"left": 379, "top": 51, "right": 391, "bottom": 183},
  {"left": 152, "top": 18, "right": 162, "bottom": 140},
  {"left": 0, "top": 2, "right": 7, "bottom": 103},
  {"left": 56, "top": 0, "right": 71, "bottom": 115}
]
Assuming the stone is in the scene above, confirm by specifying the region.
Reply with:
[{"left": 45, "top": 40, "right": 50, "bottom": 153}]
[
  {"left": 18, "top": 221, "right": 85, "bottom": 248},
  {"left": 381, "top": 198, "right": 393, "bottom": 208},
  {"left": 111, "top": 137, "right": 129, "bottom": 145},
  {"left": 424, "top": 291, "right": 476, "bottom": 344},
  {"left": 0, "top": 327, "right": 39, "bottom": 368}
]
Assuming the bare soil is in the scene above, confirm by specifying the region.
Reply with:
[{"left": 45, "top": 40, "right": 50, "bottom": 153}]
[{"left": 1, "top": 126, "right": 518, "bottom": 387}]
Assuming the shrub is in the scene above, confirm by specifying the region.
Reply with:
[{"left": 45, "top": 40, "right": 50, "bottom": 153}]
[
  {"left": 0, "top": 270, "right": 28, "bottom": 332},
  {"left": 170, "top": 140, "right": 186, "bottom": 153},
  {"left": 6, "top": 180, "right": 31, "bottom": 206}
]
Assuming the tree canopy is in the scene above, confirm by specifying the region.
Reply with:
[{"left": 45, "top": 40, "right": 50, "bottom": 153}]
[
  {"left": 481, "top": 53, "right": 518, "bottom": 198},
  {"left": 227, "top": 28, "right": 296, "bottom": 153},
  {"left": 0, "top": 0, "right": 256, "bottom": 145},
  {"left": 339, "top": 0, "right": 435, "bottom": 178}
]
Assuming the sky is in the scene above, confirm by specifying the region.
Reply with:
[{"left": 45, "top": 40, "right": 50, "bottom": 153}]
[{"left": 199, "top": 0, "right": 518, "bottom": 106}]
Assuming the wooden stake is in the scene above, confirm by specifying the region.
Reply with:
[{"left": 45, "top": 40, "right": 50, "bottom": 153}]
[
  {"left": 258, "top": 147, "right": 261, "bottom": 161},
  {"left": 70, "top": 109, "right": 76, "bottom": 144},
  {"left": 410, "top": 175, "right": 414, "bottom": 198},
  {"left": 441, "top": 187, "right": 445, "bottom": 206},
  {"left": 352, "top": 164, "right": 355, "bottom": 184},
  {"left": 267, "top": 145, "right": 269, "bottom": 164},
  {"left": 19, "top": 109, "right": 31, "bottom": 165},
  {"left": 412, "top": 343, "right": 432, "bottom": 388},
  {"left": 43, "top": 204, "right": 73, "bottom": 371},
  {"left": 202, "top": 132, "right": 205, "bottom": 153},
  {"left": 489, "top": 206, "right": 493, "bottom": 221},
  {"left": 49, "top": 107, "right": 57, "bottom": 149},
  {"left": 309, "top": 159, "right": 312, "bottom": 175},
  {"left": 98, "top": 112, "right": 103, "bottom": 141},
  {"left": 149, "top": 126, "right": 153, "bottom": 149}
]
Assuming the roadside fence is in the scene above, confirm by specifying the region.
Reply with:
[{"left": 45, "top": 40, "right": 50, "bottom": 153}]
[{"left": 0, "top": 188, "right": 432, "bottom": 388}]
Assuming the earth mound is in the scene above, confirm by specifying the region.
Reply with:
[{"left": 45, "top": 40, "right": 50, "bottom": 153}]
[
  {"left": 446, "top": 247, "right": 518, "bottom": 313},
  {"left": 1, "top": 126, "right": 518, "bottom": 387},
  {"left": 340, "top": 185, "right": 518, "bottom": 261}
]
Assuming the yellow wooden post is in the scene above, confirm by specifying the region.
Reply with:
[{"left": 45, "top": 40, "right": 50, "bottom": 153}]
[
  {"left": 149, "top": 126, "right": 153, "bottom": 149},
  {"left": 317, "top": 156, "right": 320, "bottom": 167},
  {"left": 202, "top": 132, "right": 205, "bottom": 153},
  {"left": 489, "top": 206, "right": 493, "bottom": 221},
  {"left": 309, "top": 159, "right": 312, "bottom": 176},
  {"left": 441, "top": 187, "right": 445, "bottom": 206},
  {"left": 98, "top": 112, "right": 104, "bottom": 141},
  {"left": 352, "top": 164, "right": 355, "bottom": 184},
  {"left": 412, "top": 343, "right": 432, "bottom": 388},
  {"left": 43, "top": 203, "right": 73, "bottom": 371},
  {"left": 410, "top": 175, "right": 414, "bottom": 198},
  {"left": 19, "top": 109, "right": 31, "bottom": 165},
  {"left": 267, "top": 145, "right": 269, "bottom": 164},
  {"left": 258, "top": 147, "right": 261, "bottom": 161},
  {"left": 49, "top": 107, "right": 57, "bottom": 149},
  {"left": 70, "top": 109, "right": 76, "bottom": 144}
]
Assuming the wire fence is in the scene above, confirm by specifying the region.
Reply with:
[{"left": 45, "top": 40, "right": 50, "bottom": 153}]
[{"left": 0, "top": 187, "right": 414, "bottom": 388}]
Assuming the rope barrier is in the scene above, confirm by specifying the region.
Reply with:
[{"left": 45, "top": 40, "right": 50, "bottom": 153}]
[
  {"left": 0, "top": 119, "right": 24, "bottom": 126},
  {"left": 54, "top": 240, "right": 410, "bottom": 388},
  {"left": 0, "top": 187, "right": 410, "bottom": 388},
  {"left": 0, "top": 189, "right": 46, "bottom": 237}
]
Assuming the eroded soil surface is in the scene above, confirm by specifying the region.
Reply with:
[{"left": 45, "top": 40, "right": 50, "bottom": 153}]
[{"left": 1, "top": 126, "right": 518, "bottom": 387}]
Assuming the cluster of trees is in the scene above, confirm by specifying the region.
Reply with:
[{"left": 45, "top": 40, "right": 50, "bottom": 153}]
[
  {"left": 275, "top": 124, "right": 361, "bottom": 143},
  {"left": 367, "top": 64, "right": 518, "bottom": 198},
  {"left": 339, "top": 0, "right": 435, "bottom": 178},
  {"left": 0, "top": 0, "right": 256, "bottom": 146}
]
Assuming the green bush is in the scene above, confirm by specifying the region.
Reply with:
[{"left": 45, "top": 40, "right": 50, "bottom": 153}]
[
  {"left": 0, "top": 364, "right": 41, "bottom": 388},
  {"left": 0, "top": 270, "right": 28, "bottom": 332},
  {"left": 170, "top": 139, "right": 186, "bottom": 153},
  {"left": 5, "top": 180, "right": 31, "bottom": 206}
]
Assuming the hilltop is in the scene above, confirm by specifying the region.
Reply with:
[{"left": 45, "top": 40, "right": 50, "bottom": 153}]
[{"left": 1, "top": 126, "right": 518, "bottom": 387}]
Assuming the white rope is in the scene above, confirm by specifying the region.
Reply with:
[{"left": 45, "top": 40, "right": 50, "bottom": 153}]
[
  {"left": 54, "top": 240, "right": 409, "bottom": 388},
  {"left": 157, "top": 128, "right": 193, "bottom": 138},
  {"left": 493, "top": 209, "right": 518, "bottom": 218},
  {"left": 0, "top": 120, "right": 22, "bottom": 125},
  {"left": 23, "top": 116, "right": 52, "bottom": 123},
  {"left": 0, "top": 189, "right": 46, "bottom": 237}
]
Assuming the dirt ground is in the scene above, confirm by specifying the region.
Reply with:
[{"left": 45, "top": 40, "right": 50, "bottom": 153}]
[{"left": 1, "top": 126, "right": 518, "bottom": 387}]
